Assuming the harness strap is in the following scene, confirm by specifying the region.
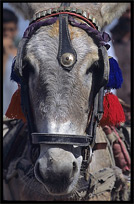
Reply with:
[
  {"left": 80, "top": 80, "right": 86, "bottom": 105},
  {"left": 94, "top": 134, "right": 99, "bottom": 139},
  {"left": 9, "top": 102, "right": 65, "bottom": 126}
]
[
  {"left": 93, "top": 142, "right": 107, "bottom": 151},
  {"left": 97, "top": 86, "right": 104, "bottom": 121},
  {"left": 21, "top": 82, "right": 36, "bottom": 143},
  {"left": 57, "top": 6, "right": 77, "bottom": 70},
  {"left": 32, "top": 133, "right": 92, "bottom": 146},
  {"left": 86, "top": 92, "right": 99, "bottom": 147}
]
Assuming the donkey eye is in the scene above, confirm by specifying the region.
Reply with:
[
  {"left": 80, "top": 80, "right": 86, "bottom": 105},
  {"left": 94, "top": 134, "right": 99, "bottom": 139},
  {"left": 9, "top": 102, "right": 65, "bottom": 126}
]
[
  {"left": 22, "top": 60, "right": 35, "bottom": 76},
  {"left": 60, "top": 52, "right": 76, "bottom": 67},
  {"left": 86, "top": 60, "right": 98, "bottom": 75}
]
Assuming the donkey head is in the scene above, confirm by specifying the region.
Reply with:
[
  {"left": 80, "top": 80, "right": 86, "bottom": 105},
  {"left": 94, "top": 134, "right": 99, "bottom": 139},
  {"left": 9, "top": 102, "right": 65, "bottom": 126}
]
[{"left": 10, "top": 3, "right": 129, "bottom": 198}]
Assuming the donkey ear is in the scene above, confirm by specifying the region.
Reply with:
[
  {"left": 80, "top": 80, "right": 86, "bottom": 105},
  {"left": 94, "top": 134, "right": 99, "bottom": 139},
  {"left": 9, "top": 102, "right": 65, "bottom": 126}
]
[
  {"left": 9, "top": 3, "right": 60, "bottom": 20},
  {"left": 9, "top": 3, "right": 34, "bottom": 20},
  {"left": 100, "top": 3, "right": 130, "bottom": 28}
]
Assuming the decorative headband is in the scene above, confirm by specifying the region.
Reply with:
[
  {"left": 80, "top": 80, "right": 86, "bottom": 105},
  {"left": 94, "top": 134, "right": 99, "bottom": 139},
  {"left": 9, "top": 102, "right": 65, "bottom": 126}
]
[
  {"left": 30, "top": 6, "right": 101, "bottom": 31},
  {"left": 23, "top": 16, "right": 111, "bottom": 50}
]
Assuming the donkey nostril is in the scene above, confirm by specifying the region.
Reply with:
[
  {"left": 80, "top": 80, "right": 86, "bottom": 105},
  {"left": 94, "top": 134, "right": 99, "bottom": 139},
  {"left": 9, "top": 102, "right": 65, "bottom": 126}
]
[
  {"left": 73, "top": 161, "right": 77, "bottom": 173},
  {"left": 49, "top": 157, "right": 53, "bottom": 162},
  {"left": 35, "top": 162, "right": 45, "bottom": 183}
]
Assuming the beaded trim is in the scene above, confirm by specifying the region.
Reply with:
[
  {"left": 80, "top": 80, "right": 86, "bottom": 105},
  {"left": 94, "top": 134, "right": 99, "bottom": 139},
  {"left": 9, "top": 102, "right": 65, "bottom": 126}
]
[{"left": 30, "top": 7, "right": 101, "bottom": 31}]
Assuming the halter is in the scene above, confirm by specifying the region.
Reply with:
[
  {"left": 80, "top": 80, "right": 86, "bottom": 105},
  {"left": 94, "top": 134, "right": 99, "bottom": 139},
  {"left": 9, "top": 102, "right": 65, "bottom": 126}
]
[{"left": 12, "top": 3, "right": 110, "bottom": 179}]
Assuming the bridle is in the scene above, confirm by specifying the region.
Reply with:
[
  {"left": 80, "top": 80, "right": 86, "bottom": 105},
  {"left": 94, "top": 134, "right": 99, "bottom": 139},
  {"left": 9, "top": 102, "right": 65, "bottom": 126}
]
[{"left": 12, "top": 3, "right": 110, "bottom": 180}]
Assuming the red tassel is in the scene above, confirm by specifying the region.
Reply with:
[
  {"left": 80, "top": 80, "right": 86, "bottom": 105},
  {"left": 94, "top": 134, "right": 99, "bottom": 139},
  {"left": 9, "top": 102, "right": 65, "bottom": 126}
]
[
  {"left": 5, "top": 85, "right": 26, "bottom": 123},
  {"left": 100, "top": 93, "right": 125, "bottom": 127}
]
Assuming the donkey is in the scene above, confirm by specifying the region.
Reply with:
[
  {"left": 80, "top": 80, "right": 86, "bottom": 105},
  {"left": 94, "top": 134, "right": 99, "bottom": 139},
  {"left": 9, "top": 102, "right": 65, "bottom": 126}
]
[{"left": 3, "top": 3, "right": 130, "bottom": 201}]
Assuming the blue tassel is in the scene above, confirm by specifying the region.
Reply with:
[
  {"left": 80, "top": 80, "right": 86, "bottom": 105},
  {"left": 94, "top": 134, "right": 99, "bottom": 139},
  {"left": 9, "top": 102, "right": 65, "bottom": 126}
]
[
  {"left": 106, "top": 57, "right": 123, "bottom": 89},
  {"left": 10, "top": 57, "right": 20, "bottom": 84}
]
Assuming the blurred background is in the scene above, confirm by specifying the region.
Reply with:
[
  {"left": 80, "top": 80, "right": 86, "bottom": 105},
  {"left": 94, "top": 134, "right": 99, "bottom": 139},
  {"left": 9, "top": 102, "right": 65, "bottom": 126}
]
[
  {"left": 3, "top": 3, "right": 131, "bottom": 124},
  {"left": 3, "top": 3, "right": 29, "bottom": 115},
  {"left": 3, "top": 3, "right": 29, "bottom": 38}
]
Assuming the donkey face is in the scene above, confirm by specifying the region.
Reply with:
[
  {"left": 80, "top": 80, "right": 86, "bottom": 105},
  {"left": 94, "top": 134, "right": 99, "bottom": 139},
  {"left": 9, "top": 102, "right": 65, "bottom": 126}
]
[{"left": 24, "top": 22, "right": 98, "bottom": 194}]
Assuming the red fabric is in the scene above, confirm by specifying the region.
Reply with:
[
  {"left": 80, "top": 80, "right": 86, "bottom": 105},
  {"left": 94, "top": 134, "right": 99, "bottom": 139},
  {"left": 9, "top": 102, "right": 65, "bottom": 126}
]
[
  {"left": 100, "top": 93, "right": 125, "bottom": 127},
  {"left": 5, "top": 85, "right": 26, "bottom": 123}
]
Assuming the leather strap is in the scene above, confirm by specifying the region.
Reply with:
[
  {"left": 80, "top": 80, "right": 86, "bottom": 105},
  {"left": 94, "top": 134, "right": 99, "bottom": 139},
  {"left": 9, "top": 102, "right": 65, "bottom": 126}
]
[
  {"left": 97, "top": 86, "right": 104, "bottom": 121},
  {"left": 57, "top": 13, "right": 77, "bottom": 70},
  {"left": 93, "top": 142, "right": 107, "bottom": 151},
  {"left": 32, "top": 133, "right": 92, "bottom": 146},
  {"left": 20, "top": 81, "right": 36, "bottom": 142}
]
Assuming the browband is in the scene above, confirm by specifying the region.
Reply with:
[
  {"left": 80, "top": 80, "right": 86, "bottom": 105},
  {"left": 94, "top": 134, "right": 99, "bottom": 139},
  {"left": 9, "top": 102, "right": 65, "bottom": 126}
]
[{"left": 30, "top": 7, "right": 100, "bottom": 31}]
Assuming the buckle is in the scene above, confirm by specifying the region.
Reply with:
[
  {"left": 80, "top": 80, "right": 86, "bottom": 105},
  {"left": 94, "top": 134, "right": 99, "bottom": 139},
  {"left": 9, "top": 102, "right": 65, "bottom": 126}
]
[{"left": 81, "top": 145, "right": 93, "bottom": 171}]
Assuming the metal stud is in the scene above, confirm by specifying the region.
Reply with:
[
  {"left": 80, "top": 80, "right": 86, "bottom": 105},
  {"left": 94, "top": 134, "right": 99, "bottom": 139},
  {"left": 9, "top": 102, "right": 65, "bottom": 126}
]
[
  {"left": 76, "top": 9, "right": 83, "bottom": 15},
  {"left": 40, "top": 10, "right": 46, "bottom": 17},
  {"left": 60, "top": 53, "right": 75, "bottom": 67},
  {"left": 52, "top": 8, "right": 58, "bottom": 13},
  {"left": 33, "top": 14, "right": 36, "bottom": 21},
  {"left": 36, "top": 12, "right": 41, "bottom": 19},
  {"left": 82, "top": 11, "right": 88, "bottom": 18},
  {"left": 46, "top": 9, "right": 52, "bottom": 15},
  {"left": 70, "top": 7, "right": 76, "bottom": 13},
  {"left": 92, "top": 17, "right": 97, "bottom": 25},
  {"left": 64, "top": 7, "right": 71, "bottom": 11},
  {"left": 31, "top": 7, "right": 101, "bottom": 32},
  {"left": 88, "top": 14, "right": 93, "bottom": 21}
]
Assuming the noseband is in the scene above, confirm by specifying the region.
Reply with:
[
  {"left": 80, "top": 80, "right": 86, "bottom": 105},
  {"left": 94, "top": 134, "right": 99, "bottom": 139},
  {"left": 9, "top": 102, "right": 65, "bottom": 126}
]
[{"left": 13, "top": 3, "right": 110, "bottom": 179}]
